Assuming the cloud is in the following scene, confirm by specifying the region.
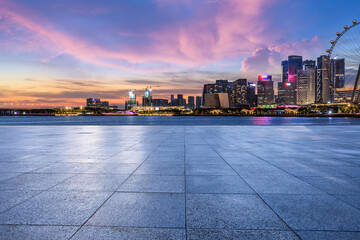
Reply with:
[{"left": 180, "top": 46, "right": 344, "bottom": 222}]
[
  {"left": 241, "top": 35, "right": 324, "bottom": 75},
  {"left": 0, "top": 0, "right": 282, "bottom": 72}
]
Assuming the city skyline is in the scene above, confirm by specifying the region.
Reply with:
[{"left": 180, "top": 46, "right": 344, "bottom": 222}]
[{"left": 0, "top": 0, "right": 359, "bottom": 107}]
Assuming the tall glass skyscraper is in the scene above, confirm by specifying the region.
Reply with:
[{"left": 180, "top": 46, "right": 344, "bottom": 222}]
[
  {"left": 288, "top": 55, "right": 303, "bottom": 85},
  {"left": 281, "top": 60, "right": 288, "bottom": 82}
]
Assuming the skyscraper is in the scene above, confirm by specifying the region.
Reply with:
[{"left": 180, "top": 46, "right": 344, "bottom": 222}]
[
  {"left": 232, "top": 79, "right": 248, "bottom": 106},
  {"left": 247, "top": 82, "right": 257, "bottom": 107},
  {"left": 316, "top": 55, "right": 331, "bottom": 103},
  {"left": 195, "top": 96, "right": 202, "bottom": 109},
  {"left": 187, "top": 96, "right": 195, "bottom": 109},
  {"left": 125, "top": 90, "right": 138, "bottom": 110},
  {"left": 332, "top": 58, "right": 345, "bottom": 88},
  {"left": 297, "top": 69, "right": 316, "bottom": 105},
  {"left": 303, "top": 60, "right": 316, "bottom": 70},
  {"left": 281, "top": 60, "right": 288, "bottom": 82},
  {"left": 142, "top": 87, "right": 152, "bottom": 106},
  {"left": 202, "top": 83, "right": 216, "bottom": 105},
  {"left": 257, "top": 75, "right": 274, "bottom": 105},
  {"left": 277, "top": 82, "right": 296, "bottom": 105},
  {"left": 288, "top": 55, "right": 303, "bottom": 85},
  {"left": 170, "top": 95, "right": 175, "bottom": 106},
  {"left": 177, "top": 94, "right": 186, "bottom": 106}
]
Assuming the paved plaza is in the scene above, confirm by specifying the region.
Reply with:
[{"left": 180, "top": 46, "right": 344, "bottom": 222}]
[{"left": 0, "top": 125, "right": 359, "bottom": 239}]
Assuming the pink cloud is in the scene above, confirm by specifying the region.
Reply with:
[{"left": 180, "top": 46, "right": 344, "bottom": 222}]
[{"left": 0, "top": 0, "right": 323, "bottom": 76}]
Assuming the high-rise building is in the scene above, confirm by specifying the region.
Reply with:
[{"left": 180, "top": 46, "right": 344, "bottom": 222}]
[
  {"left": 215, "top": 80, "right": 233, "bottom": 94},
  {"left": 125, "top": 90, "right": 139, "bottom": 110},
  {"left": 332, "top": 58, "right": 345, "bottom": 88},
  {"left": 142, "top": 87, "right": 153, "bottom": 106},
  {"left": 281, "top": 60, "right": 289, "bottom": 82},
  {"left": 195, "top": 96, "right": 202, "bottom": 109},
  {"left": 177, "top": 94, "right": 186, "bottom": 106},
  {"left": 247, "top": 82, "right": 257, "bottom": 107},
  {"left": 170, "top": 95, "right": 175, "bottom": 106},
  {"left": 187, "top": 96, "right": 195, "bottom": 109},
  {"left": 202, "top": 83, "right": 216, "bottom": 105},
  {"left": 257, "top": 75, "right": 274, "bottom": 105},
  {"left": 316, "top": 55, "right": 331, "bottom": 103},
  {"left": 288, "top": 55, "right": 303, "bottom": 85},
  {"left": 303, "top": 60, "right": 316, "bottom": 70},
  {"left": 297, "top": 69, "right": 316, "bottom": 105},
  {"left": 232, "top": 79, "right": 248, "bottom": 106},
  {"left": 277, "top": 82, "right": 296, "bottom": 105},
  {"left": 152, "top": 99, "right": 169, "bottom": 107}
]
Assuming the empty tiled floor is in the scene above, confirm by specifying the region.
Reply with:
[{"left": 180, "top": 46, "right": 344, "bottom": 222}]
[{"left": 0, "top": 125, "right": 360, "bottom": 239}]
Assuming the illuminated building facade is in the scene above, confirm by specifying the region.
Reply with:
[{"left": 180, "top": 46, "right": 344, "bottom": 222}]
[
  {"left": 142, "top": 87, "right": 152, "bottom": 106},
  {"left": 316, "top": 55, "right": 331, "bottom": 103},
  {"left": 257, "top": 75, "right": 274, "bottom": 105},
  {"left": 281, "top": 60, "right": 288, "bottom": 82},
  {"left": 86, "top": 98, "right": 109, "bottom": 108},
  {"left": 288, "top": 55, "right": 303, "bottom": 86},
  {"left": 297, "top": 69, "right": 316, "bottom": 105},
  {"left": 232, "top": 79, "right": 248, "bottom": 106},
  {"left": 277, "top": 82, "right": 296, "bottom": 105},
  {"left": 125, "top": 90, "right": 138, "bottom": 110}
]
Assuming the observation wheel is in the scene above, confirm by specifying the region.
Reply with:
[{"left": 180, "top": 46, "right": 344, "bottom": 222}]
[{"left": 326, "top": 20, "right": 360, "bottom": 103}]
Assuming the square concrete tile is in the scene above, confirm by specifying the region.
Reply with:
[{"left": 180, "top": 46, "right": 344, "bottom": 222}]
[
  {"left": 86, "top": 192, "right": 185, "bottom": 228},
  {"left": 185, "top": 156, "right": 225, "bottom": 164},
  {"left": 0, "top": 225, "right": 78, "bottom": 240},
  {"left": 187, "top": 229, "right": 299, "bottom": 240},
  {"left": 242, "top": 174, "right": 323, "bottom": 194},
  {"left": 186, "top": 175, "right": 254, "bottom": 194},
  {"left": 50, "top": 174, "right": 129, "bottom": 192},
  {"left": 134, "top": 163, "right": 184, "bottom": 175},
  {"left": 186, "top": 164, "right": 237, "bottom": 175},
  {"left": 262, "top": 194, "right": 360, "bottom": 231},
  {"left": 33, "top": 162, "right": 95, "bottom": 174},
  {"left": 186, "top": 194, "right": 288, "bottom": 230},
  {"left": 72, "top": 226, "right": 185, "bottom": 240},
  {"left": 0, "top": 173, "right": 73, "bottom": 191},
  {"left": 0, "top": 190, "right": 40, "bottom": 213},
  {"left": 232, "top": 164, "right": 288, "bottom": 177},
  {"left": 296, "top": 230, "right": 360, "bottom": 240},
  {"left": 118, "top": 175, "right": 184, "bottom": 193},
  {"left": 300, "top": 176, "right": 360, "bottom": 194},
  {"left": 145, "top": 156, "right": 184, "bottom": 164},
  {"left": 84, "top": 163, "right": 140, "bottom": 175},
  {"left": 0, "top": 191, "right": 110, "bottom": 225}
]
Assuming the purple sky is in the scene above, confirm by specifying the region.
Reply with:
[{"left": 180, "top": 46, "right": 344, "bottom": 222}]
[{"left": 0, "top": 0, "right": 359, "bottom": 107}]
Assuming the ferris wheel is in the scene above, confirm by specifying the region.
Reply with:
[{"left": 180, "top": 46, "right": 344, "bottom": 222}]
[{"left": 326, "top": 20, "right": 360, "bottom": 103}]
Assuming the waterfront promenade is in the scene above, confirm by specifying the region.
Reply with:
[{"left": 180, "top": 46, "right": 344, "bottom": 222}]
[{"left": 0, "top": 125, "right": 359, "bottom": 239}]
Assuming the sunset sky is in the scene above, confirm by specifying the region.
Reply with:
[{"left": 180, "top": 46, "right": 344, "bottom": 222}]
[{"left": 0, "top": 0, "right": 359, "bottom": 107}]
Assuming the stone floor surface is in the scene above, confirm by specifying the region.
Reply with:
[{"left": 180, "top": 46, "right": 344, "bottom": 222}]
[{"left": 0, "top": 125, "right": 359, "bottom": 239}]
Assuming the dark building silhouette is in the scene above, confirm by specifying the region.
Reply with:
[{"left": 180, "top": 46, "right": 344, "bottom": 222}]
[
  {"left": 187, "top": 96, "right": 195, "bottom": 109},
  {"left": 152, "top": 99, "right": 168, "bottom": 107},
  {"left": 195, "top": 96, "right": 202, "bottom": 109},
  {"left": 332, "top": 58, "right": 345, "bottom": 88}
]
